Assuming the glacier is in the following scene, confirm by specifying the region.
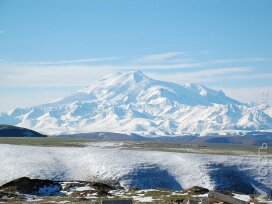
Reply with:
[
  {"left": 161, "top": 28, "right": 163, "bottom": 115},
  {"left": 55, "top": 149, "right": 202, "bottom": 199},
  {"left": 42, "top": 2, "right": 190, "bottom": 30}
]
[{"left": 0, "top": 71, "right": 271, "bottom": 136}]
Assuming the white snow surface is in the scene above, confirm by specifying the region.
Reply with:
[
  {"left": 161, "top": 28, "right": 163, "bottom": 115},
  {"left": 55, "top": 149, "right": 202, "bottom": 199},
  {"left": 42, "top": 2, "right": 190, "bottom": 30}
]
[
  {"left": 0, "top": 144, "right": 271, "bottom": 191},
  {"left": 0, "top": 71, "right": 272, "bottom": 136},
  {"left": 70, "top": 186, "right": 95, "bottom": 191},
  {"left": 233, "top": 193, "right": 251, "bottom": 202}
]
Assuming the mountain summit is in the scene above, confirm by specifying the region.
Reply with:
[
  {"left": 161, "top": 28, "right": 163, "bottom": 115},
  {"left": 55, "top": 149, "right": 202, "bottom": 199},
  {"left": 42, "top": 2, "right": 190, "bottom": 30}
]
[{"left": 0, "top": 71, "right": 271, "bottom": 136}]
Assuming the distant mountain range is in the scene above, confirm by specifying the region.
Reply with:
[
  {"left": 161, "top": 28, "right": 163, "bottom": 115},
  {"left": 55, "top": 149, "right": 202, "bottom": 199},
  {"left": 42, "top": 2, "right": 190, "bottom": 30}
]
[
  {"left": 0, "top": 124, "right": 46, "bottom": 137},
  {"left": 61, "top": 131, "right": 272, "bottom": 146},
  {"left": 0, "top": 71, "right": 271, "bottom": 136}
]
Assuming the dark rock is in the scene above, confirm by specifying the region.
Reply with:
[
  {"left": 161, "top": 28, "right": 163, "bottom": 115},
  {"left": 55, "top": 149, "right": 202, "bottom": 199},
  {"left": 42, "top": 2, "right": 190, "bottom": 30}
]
[
  {"left": 183, "top": 199, "right": 199, "bottom": 204},
  {"left": 0, "top": 177, "right": 61, "bottom": 196},
  {"left": 102, "top": 200, "right": 133, "bottom": 204},
  {"left": 200, "top": 197, "right": 210, "bottom": 204},
  {"left": 0, "top": 191, "right": 26, "bottom": 202},
  {"left": 70, "top": 189, "right": 96, "bottom": 197},
  {"left": 90, "top": 181, "right": 115, "bottom": 191},
  {"left": 170, "top": 199, "right": 184, "bottom": 204},
  {"left": 185, "top": 186, "right": 209, "bottom": 195},
  {"left": 62, "top": 180, "right": 116, "bottom": 196},
  {"left": 208, "top": 191, "right": 250, "bottom": 204}
]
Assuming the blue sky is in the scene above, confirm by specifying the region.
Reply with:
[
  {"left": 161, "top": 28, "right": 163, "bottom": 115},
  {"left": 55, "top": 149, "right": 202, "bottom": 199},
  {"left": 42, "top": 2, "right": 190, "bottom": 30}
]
[{"left": 0, "top": 0, "right": 272, "bottom": 111}]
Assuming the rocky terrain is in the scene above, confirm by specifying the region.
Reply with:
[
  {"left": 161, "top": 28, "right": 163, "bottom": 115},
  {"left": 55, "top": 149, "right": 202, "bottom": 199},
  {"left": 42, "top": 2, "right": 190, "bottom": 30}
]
[{"left": 0, "top": 177, "right": 265, "bottom": 204}]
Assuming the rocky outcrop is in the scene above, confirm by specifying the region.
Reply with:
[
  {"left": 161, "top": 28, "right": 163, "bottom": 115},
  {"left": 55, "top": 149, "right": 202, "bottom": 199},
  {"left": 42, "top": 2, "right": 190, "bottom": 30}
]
[
  {"left": 0, "top": 177, "right": 118, "bottom": 198},
  {"left": 62, "top": 180, "right": 117, "bottom": 196},
  {"left": 185, "top": 186, "right": 209, "bottom": 195},
  {"left": 0, "top": 178, "right": 256, "bottom": 203},
  {"left": 0, "top": 124, "right": 46, "bottom": 137},
  {"left": 0, "top": 177, "right": 61, "bottom": 196},
  {"left": 199, "top": 191, "right": 250, "bottom": 204}
]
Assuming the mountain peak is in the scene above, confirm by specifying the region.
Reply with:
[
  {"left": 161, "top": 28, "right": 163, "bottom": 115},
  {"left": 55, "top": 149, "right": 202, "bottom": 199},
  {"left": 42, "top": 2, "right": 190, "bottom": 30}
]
[
  {"left": 123, "top": 70, "right": 147, "bottom": 83},
  {"left": 87, "top": 71, "right": 151, "bottom": 89},
  {"left": 0, "top": 71, "right": 271, "bottom": 136},
  {"left": 126, "top": 70, "right": 144, "bottom": 76},
  {"left": 106, "top": 70, "right": 148, "bottom": 83},
  {"left": 128, "top": 71, "right": 144, "bottom": 82}
]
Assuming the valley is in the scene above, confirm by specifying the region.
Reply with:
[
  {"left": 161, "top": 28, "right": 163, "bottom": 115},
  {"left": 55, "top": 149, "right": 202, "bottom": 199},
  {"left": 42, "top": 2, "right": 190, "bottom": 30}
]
[{"left": 0, "top": 137, "right": 271, "bottom": 156}]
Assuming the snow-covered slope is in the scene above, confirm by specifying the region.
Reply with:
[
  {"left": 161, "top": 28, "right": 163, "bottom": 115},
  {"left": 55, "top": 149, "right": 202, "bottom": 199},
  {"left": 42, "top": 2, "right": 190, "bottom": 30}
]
[
  {"left": 0, "top": 71, "right": 271, "bottom": 136},
  {"left": 0, "top": 144, "right": 271, "bottom": 193}
]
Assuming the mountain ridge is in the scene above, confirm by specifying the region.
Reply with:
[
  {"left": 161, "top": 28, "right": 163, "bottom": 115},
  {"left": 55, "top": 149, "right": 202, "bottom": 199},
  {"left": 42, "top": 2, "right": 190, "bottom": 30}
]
[
  {"left": 0, "top": 71, "right": 271, "bottom": 136},
  {"left": 0, "top": 124, "right": 46, "bottom": 137}
]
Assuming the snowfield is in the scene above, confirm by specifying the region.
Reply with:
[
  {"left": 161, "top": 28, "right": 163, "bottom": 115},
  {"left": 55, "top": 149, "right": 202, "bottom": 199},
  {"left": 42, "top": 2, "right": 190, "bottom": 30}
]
[
  {"left": 0, "top": 143, "right": 271, "bottom": 194},
  {"left": 0, "top": 71, "right": 271, "bottom": 136}
]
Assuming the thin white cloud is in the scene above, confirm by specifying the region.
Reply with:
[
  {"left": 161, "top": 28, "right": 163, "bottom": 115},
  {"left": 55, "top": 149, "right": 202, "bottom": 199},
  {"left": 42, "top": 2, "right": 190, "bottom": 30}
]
[
  {"left": 199, "top": 50, "right": 209, "bottom": 55},
  {"left": 0, "top": 52, "right": 271, "bottom": 89},
  {"left": 130, "top": 52, "right": 272, "bottom": 70},
  {"left": 227, "top": 73, "right": 272, "bottom": 80},
  {"left": 3, "top": 52, "right": 270, "bottom": 69},
  {"left": 134, "top": 52, "right": 187, "bottom": 63},
  {"left": 0, "top": 64, "right": 252, "bottom": 88},
  {"left": 148, "top": 67, "right": 252, "bottom": 83},
  {"left": 0, "top": 65, "right": 113, "bottom": 88},
  {"left": 8, "top": 57, "right": 118, "bottom": 66},
  {"left": 209, "top": 57, "right": 272, "bottom": 64},
  {"left": 134, "top": 51, "right": 210, "bottom": 64},
  {"left": 135, "top": 62, "right": 202, "bottom": 69},
  {"left": 188, "top": 67, "right": 251, "bottom": 77}
]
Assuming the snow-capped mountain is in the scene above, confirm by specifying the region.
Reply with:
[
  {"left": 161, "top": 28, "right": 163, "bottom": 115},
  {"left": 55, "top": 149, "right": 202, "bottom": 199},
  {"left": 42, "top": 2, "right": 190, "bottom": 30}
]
[{"left": 0, "top": 71, "right": 272, "bottom": 136}]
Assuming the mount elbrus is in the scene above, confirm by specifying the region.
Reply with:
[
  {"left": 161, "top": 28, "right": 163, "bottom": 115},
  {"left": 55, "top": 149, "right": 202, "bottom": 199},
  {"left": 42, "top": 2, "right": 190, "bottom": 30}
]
[{"left": 0, "top": 71, "right": 271, "bottom": 136}]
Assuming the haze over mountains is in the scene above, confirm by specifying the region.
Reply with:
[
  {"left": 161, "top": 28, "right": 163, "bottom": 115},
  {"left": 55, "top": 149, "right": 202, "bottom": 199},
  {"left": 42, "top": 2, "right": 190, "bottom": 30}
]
[{"left": 0, "top": 71, "right": 271, "bottom": 136}]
